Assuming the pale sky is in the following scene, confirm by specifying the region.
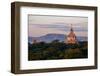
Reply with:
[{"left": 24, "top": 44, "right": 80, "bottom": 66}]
[{"left": 28, "top": 15, "right": 88, "bottom": 37}]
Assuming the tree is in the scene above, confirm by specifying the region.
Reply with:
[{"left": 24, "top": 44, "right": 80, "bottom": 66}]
[
  {"left": 51, "top": 39, "right": 59, "bottom": 43},
  {"left": 64, "top": 48, "right": 83, "bottom": 59}
]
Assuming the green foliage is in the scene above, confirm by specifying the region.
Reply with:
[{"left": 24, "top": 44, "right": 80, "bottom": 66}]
[
  {"left": 51, "top": 39, "right": 59, "bottom": 43},
  {"left": 64, "top": 48, "right": 83, "bottom": 59},
  {"left": 28, "top": 41, "right": 88, "bottom": 60}
]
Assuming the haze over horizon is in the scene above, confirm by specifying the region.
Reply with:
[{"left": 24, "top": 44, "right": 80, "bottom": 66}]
[{"left": 28, "top": 15, "right": 88, "bottom": 37}]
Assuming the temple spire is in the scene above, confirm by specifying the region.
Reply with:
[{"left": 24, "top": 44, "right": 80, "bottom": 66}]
[{"left": 70, "top": 24, "right": 73, "bottom": 32}]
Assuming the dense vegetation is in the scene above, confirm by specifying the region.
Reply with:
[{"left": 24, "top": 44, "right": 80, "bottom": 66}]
[{"left": 28, "top": 40, "right": 88, "bottom": 60}]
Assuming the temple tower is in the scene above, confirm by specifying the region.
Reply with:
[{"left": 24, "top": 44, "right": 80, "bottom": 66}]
[{"left": 65, "top": 25, "right": 78, "bottom": 44}]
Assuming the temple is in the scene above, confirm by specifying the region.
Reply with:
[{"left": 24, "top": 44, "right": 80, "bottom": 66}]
[{"left": 65, "top": 25, "right": 78, "bottom": 44}]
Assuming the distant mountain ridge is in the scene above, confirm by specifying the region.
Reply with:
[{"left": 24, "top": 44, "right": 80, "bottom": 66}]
[{"left": 28, "top": 33, "right": 87, "bottom": 43}]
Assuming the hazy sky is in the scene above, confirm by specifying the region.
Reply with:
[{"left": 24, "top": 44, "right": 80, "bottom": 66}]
[{"left": 28, "top": 15, "right": 88, "bottom": 37}]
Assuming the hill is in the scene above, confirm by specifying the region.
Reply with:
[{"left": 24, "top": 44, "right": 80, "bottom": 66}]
[{"left": 28, "top": 33, "right": 87, "bottom": 43}]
